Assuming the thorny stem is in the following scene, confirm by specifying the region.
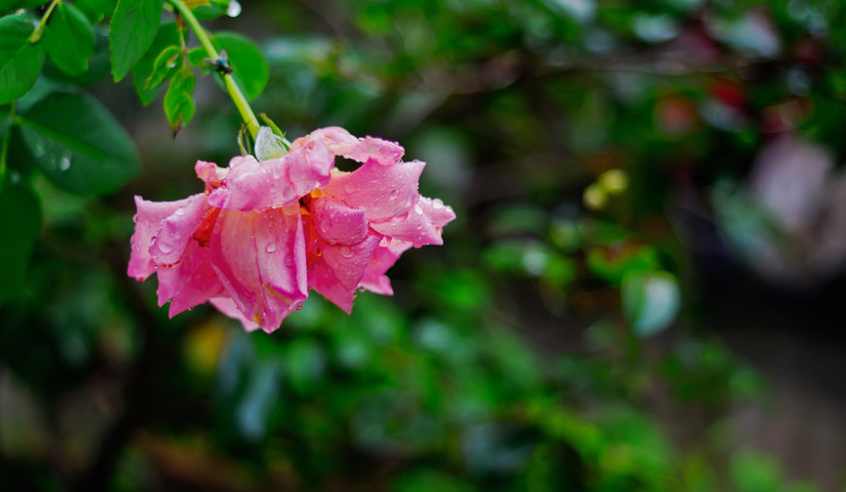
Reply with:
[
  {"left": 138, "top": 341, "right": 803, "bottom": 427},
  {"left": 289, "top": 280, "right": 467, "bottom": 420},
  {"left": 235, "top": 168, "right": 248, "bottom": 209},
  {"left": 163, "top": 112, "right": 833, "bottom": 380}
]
[
  {"left": 166, "top": 0, "right": 260, "bottom": 139},
  {"left": 30, "top": 0, "right": 61, "bottom": 43}
]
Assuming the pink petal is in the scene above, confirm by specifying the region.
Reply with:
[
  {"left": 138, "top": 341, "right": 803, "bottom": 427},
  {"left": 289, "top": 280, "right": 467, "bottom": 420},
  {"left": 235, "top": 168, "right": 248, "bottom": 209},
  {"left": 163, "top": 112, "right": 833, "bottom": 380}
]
[
  {"left": 128, "top": 195, "right": 196, "bottom": 281},
  {"left": 304, "top": 127, "right": 404, "bottom": 165},
  {"left": 209, "top": 297, "right": 261, "bottom": 332},
  {"left": 312, "top": 197, "right": 368, "bottom": 245},
  {"left": 322, "top": 159, "right": 425, "bottom": 221},
  {"left": 359, "top": 238, "right": 413, "bottom": 295},
  {"left": 208, "top": 141, "right": 334, "bottom": 212},
  {"left": 157, "top": 242, "right": 226, "bottom": 316},
  {"left": 195, "top": 160, "right": 228, "bottom": 193},
  {"left": 370, "top": 197, "right": 447, "bottom": 247},
  {"left": 149, "top": 193, "right": 211, "bottom": 266},
  {"left": 308, "top": 234, "right": 381, "bottom": 313},
  {"left": 209, "top": 206, "right": 308, "bottom": 333},
  {"left": 420, "top": 196, "right": 457, "bottom": 228},
  {"left": 308, "top": 262, "right": 356, "bottom": 314}
]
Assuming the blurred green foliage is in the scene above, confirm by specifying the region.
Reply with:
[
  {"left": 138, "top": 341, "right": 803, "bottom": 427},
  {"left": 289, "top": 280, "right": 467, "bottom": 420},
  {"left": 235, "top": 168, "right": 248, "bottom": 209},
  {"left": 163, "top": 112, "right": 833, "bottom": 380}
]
[{"left": 2, "top": 0, "right": 844, "bottom": 490}]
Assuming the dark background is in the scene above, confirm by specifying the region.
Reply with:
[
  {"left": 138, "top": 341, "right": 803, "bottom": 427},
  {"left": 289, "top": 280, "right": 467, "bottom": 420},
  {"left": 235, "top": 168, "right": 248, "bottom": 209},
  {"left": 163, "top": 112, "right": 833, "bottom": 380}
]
[{"left": 2, "top": 0, "right": 846, "bottom": 490}]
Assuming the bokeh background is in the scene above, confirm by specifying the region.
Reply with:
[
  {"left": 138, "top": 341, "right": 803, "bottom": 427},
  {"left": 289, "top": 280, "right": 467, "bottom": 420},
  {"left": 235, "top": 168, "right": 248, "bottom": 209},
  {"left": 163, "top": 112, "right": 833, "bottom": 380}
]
[{"left": 3, "top": 0, "right": 846, "bottom": 490}]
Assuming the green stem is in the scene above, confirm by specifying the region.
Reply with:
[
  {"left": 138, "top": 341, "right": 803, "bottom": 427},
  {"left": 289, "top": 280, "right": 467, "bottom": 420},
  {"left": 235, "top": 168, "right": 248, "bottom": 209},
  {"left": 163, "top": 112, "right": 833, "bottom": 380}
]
[
  {"left": 30, "top": 0, "right": 61, "bottom": 43},
  {"left": 166, "top": 0, "right": 260, "bottom": 139}
]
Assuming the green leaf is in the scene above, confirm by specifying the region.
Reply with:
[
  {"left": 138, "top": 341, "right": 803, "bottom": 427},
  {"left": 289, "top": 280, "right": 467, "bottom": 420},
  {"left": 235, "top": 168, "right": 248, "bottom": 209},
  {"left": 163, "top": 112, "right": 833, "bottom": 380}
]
[
  {"left": 0, "top": 14, "right": 47, "bottom": 104},
  {"left": 163, "top": 66, "right": 195, "bottom": 135},
  {"left": 43, "top": 32, "right": 111, "bottom": 86},
  {"left": 187, "top": 46, "right": 207, "bottom": 69},
  {"left": 130, "top": 22, "right": 177, "bottom": 105},
  {"left": 0, "top": 177, "right": 41, "bottom": 307},
  {"left": 143, "top": 45, "right": 179, "bottom": 91},
  {"left": 45, "top": 3, "right": 95, "bottom": 76},
  {"left": 18, "top": 92, "right": 141, "bottom": 195},
  {"left": 621, "top": 270, "right": 681, "bottom": 338},
  {"left": 109, "top": 0, "right": 165, "bottom": 82},
  {"left": 213, "top": 32, "right": 268, "bottom": 100},
  {"left": 0, "top": 0, "right": 48, "bottom": 10},
  {"left": 75, "top": 0, "right": 118, "bottom": 24}
]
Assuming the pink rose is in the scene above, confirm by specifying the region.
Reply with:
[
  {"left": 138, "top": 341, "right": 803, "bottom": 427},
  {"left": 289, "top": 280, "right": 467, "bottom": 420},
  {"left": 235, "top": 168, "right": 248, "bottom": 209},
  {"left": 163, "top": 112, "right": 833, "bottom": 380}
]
[{"left": 128, "top": 127, "right": 455, "bottom": 333}]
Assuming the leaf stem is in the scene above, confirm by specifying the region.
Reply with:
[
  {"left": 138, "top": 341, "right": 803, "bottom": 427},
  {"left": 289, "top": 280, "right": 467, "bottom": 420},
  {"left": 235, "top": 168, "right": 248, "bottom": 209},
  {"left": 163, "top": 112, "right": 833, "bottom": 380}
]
[
  {"left": 166, "top": 0, "right": 260, "bottom": 139},
  {"left": 30, "top": 0, "right": 61, "bottom": 43}
]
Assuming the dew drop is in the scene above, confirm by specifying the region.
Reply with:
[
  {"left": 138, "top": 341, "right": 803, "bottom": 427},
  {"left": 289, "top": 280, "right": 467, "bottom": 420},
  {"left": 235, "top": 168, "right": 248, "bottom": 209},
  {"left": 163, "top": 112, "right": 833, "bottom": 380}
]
[
  {"left": 174, "top": 207, "right": 186, "bottom": 216},
  {"left": 432, "top": 199, "right": 444, "bottom": 209},
  {"left": 226, "top": 0, "right": 241, "bottom": 17},
  {"left": 389, "top": 189, "right": 399, "bottom": 200},
  {"left": 339, "top": 246, "right": 355, "bottom": 258},
  {"left": 157, "top": 241, "right": 174, "bottom": 254},
  {"left": 29, "top": 135, "right": 46, "bottom": 158},
  {"left": 59, "top": 154, "right": 72, "bottom": 171},
  {"left": 265, "top": 242, "right": 277, "bottom": 253},
  {"left": 414, "top": 204, "right": 423, "bottom": 215}
]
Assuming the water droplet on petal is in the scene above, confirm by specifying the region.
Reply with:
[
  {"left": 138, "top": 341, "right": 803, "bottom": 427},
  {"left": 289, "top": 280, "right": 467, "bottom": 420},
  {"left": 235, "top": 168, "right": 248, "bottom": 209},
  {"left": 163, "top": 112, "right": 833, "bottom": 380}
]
[
  {"left": 265, "top": 242, "right": 277, "bottom": 253},
  {"left": 389, "top": 189, "right": 399, "bottom": 200},
  {"left": 226, "top": 0, "right": 241, "bottom": 17},
  {"left": 174, "top": 207, "right": 185, "bottom": 216},
  {"left": 157, "top": 241, "right": 174, "bottom": 254},
  {"left": 432, "top": 199, "right": 444, "bottom": 209},
  {"left": 339, "top": 246, "right": 355, "bottom": 258},
  {"left": 414, "top": 204, "right": 423, "bottom": 215}
]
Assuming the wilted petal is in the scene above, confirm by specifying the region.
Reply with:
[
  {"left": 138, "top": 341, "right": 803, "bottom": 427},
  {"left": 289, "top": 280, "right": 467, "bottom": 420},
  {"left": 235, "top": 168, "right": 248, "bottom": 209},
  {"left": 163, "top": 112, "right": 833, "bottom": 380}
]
[
  {"left": 322, "top": 159, "right": 425, "bottom": 220},
  {"left": 128, "top": 195, "right": 196, "bottom": 281},
  {"left": 308, "top": 234, "right": 381, "bottom": 313},
  {"left": 208, "top": 142, "right": 334, "bottom": 211},
  {"left": 210, "top": 206, "right": 307, "bottom": 332},
  {"left": 359, "top": 238, "right": 413, "bottom": 295},
  {"left": 313, "top": 198, "right": 368, "bottom": 245},
  {"left": 149, "top": 193, "right": 211, "bottom": 266},
  {"left": 209, "top": 297, "right": 261, "bottom": 332}
]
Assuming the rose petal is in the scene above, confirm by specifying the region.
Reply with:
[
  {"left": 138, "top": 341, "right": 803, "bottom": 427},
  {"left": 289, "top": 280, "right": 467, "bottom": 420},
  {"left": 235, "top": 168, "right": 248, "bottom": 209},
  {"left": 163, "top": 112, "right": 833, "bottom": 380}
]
[
  {"left": 312, "top": 197, "right": 368, "bottom": 245},
  {"left": 420, "top": 196, "right": 456, "bottom": 228},
  {"left": 208, "top": 142, "right": 334, "bottom": 212},
  {"left": 195, "top": 160, "right": 228, "bottom": 193},
  {"left": 369, "top": 200, "right": 440, "bottom": 247},
  {"left": 359, "top": 238, "right": 413, "bottom": 296},
  {"left": 304, "top": 127, "right": 404, "bottom": 165},
  {"left": 210, "top": 206, "right": 307, "bottom": 333},
  {"left": 210, "top": 297, "right": 261, "bottom": 332},
  {"left": 128, "top": 195, "right": 197, "bottom": 281},
  {"left": 157, "top": 242, "right": 226, "bottom": 316},
  {"left": 322, "top": 159, "right": 425, "bottom": 220},
  {"left": 149, "top": 193, "right": 211, "bottom": 266},
  {"left": 308, "top": 235, "right": 381, "bottom": 313}
]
